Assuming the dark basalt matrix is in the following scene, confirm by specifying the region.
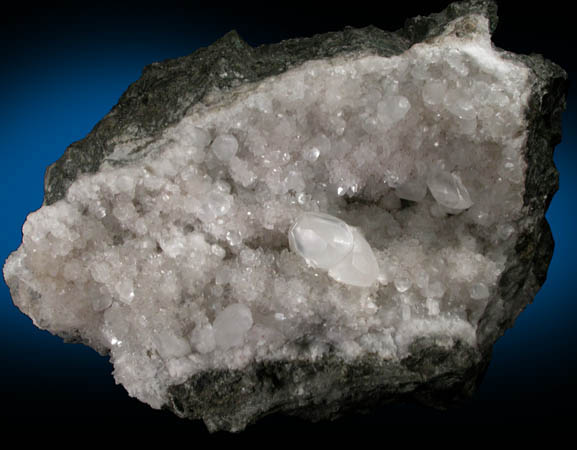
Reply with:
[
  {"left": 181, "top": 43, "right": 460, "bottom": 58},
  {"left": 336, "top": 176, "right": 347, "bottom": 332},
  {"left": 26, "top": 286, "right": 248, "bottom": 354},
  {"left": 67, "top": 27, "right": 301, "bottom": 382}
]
[{"left": 3, "top": 0, "right": 567, "bottom": 432}]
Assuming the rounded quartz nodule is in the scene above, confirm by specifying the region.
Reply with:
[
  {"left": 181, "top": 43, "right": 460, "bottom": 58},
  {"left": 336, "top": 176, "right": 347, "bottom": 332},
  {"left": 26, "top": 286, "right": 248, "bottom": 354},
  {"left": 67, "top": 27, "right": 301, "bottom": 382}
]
[{"left": 289, "top": 212, "right": 379, "bottom": 287}]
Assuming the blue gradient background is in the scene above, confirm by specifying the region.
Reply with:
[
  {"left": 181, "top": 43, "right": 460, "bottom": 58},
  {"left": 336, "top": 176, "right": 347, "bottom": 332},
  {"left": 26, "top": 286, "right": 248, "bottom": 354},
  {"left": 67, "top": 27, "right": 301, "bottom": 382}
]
[{"left": 1, "top": 1, "right": 575, "bottom": 433}]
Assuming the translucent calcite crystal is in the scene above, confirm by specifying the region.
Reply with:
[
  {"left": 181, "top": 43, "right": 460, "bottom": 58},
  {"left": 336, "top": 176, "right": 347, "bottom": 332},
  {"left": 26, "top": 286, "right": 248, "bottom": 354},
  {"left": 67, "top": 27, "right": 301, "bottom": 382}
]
[
  {"left": 288, "top": 212, "right": 355, "bottom": 271},
  {"left": 427, "top": 168, "right": 473, "bottom": 210},
  {"left": 288, "top": 212, "right": 379, "bottom": 287}
]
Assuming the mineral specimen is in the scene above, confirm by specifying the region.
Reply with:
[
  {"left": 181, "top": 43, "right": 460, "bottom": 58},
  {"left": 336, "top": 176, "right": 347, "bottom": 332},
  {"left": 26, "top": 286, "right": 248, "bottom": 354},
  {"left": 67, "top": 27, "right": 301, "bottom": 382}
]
[{"left": 3, "top": 0, "right": 567, "bottom": 432}]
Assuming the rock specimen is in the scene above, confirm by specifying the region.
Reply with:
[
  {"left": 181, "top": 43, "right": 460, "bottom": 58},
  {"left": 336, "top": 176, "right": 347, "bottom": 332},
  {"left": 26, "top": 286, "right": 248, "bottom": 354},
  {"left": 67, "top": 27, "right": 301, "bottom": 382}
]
[{"left": 3, "top": 0, "right": 567, "bottom": 432}]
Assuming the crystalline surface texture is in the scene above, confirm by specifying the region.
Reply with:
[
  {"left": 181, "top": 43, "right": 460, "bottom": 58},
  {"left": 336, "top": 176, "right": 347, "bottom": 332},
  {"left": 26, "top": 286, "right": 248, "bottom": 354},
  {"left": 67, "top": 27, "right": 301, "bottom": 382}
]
[{"left": 3, "top": 0, "right": 567, "bottom": 432}]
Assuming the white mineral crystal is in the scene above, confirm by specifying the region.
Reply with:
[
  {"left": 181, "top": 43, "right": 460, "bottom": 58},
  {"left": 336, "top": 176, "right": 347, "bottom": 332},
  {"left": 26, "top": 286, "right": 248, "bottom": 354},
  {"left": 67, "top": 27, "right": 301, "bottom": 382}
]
[
  {"left": 213, "top": 303, "right": 253, "bottom": 350},
  {"left": 211, "top": 134, "right": 238, "bottom": 161},
  {"left": 395, "top": 177, "right": 428, "bottom": 202},
  {"left": 288, "top": 212, "right": 379, "bottom": 287},
  {"left": 328, "top": 229, "right": 380, "bottom": 287},
  {"left": 427, "top": 168, "right": 473, "bottom": 210},
  {"left": 3, "top": 12, "right": 532, "bottom": 414},
  {"left": 288, "top": 212, "right": 354, "bottom": 271}
]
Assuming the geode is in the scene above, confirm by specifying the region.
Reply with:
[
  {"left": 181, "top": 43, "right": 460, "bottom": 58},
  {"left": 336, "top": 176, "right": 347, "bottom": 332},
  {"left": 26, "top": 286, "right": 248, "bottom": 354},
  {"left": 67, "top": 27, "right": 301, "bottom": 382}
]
[{"left": 3, "top": 0, "right": 567, "bottom": 432}]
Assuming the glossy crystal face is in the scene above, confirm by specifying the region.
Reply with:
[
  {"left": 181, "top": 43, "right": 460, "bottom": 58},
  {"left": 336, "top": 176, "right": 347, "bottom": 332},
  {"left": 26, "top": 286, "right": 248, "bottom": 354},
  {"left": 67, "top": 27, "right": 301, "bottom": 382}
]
[
  {"left": 289, "top": 212, "right": 355, "bottom": 270},
  {"left": 289, "top": 212, "right": 379, "bottom": 287}
]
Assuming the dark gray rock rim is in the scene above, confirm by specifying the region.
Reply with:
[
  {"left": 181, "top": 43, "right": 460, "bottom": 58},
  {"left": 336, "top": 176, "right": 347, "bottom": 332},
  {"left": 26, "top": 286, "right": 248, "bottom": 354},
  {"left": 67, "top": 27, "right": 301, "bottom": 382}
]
[
  {"left": 165, "top": 338, "right": 487, "bottom": 432},
  {"left": 32, "top": 0, "right": 567, "bottom": 432},
  {"left": 43, "top": 1, "right": 498, "bottom": 207}
]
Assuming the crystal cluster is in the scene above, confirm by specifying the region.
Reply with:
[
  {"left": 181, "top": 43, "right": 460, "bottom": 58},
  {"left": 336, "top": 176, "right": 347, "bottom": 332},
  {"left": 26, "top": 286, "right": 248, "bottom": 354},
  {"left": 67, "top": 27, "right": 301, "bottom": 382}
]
[{"left": 3, "top": 0, "right": 566, "bottom": 432}]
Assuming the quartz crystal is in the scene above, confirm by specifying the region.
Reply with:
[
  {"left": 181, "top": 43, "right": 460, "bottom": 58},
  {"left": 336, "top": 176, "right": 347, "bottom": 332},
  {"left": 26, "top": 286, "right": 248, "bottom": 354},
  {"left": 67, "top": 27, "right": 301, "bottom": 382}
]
[{"left": 3, "top": 0, "right": 567, "bottom": 433}]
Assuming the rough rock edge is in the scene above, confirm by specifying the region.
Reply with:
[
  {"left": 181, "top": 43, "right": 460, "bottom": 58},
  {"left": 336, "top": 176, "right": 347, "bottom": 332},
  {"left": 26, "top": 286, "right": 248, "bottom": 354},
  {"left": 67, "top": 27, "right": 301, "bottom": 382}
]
[
  {"left": 166, "top": 338, "right": 486, "bottom": 432},
  {"left": 24, "top": 0, "right": 566, "bottom": 432},
  {"left": 43, "top": 1, "right": 497, "bottom": 207}
]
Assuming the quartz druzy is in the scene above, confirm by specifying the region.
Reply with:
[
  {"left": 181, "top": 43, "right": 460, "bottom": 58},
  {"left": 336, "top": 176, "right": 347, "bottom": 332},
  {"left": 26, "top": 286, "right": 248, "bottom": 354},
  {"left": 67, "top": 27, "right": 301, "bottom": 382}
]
[{"left": 3, "top": 0, "right": 567, "bottom": 432}]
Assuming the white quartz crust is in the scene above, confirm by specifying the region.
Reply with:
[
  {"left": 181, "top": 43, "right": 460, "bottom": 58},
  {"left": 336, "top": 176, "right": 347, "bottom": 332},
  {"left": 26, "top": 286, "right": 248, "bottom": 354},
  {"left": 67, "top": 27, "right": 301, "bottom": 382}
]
[{"left": 3, "top": 15, "right": 531, "bottom": 410}]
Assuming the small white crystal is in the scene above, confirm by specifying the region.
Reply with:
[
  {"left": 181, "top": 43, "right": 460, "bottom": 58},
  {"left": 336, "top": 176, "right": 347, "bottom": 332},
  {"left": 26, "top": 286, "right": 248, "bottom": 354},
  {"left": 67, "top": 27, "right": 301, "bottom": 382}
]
[
  {"left": 422, "top": 80, "right": 447, "bottom": 106},
  {"left": 213, "top": 303, "right": 253, "bottom": 350},
  {"left": 426, "top": 280, "right": 446, "bottom": 298},
  {"left": 470, "top": 282, "right": 490, "bottom": 300},
  {"left": 211, "top": 134, "right": 239, "bottom": 161},
  {"left": 497, "top": 223, "right": 515, "bottom": 240},
  {"left": 155, "top": 331, "right": 192, "bottom": 360},
  {"left": 229, "top": 156, "right": 257, "bottom": 187},
  {"left": 426, "top": 297, "right": 440, "bottom": 316},
  {"left": 304, "top": 147, "right": 320, "bottom": 162},
  {"left": 184, "top": 126, "right": 211, "bottom": 149},
  {"left": 446, "top": 49, "right": 469, "bottom": 76},
  {"left": 207, "top": 191, "right": 232, "bottom": 217},
  {"left": 394, "top": 274, "right": 412, "bottom": 292},
  {"left": 211, "top": 244, "right": 226, "bottom": 258},
  {"left": 377, "top": 95, "right": 411, "bottom": 125},
  {"left": 226, "top": 230, "right": 243, "bottom": 246},
  {"left": 190, "top": 325, "right": 216, "bottom": 354},
  {"left": 303, "top": 134, "right": 330, "bottom": 162},
  {"left": 115, "top": 278, "right": 135, "bottom": 304},
  {"left": 444, "top": 90, "right": 476, "bottom": 120},
  {"left": 427, "top": 169, "right": 473, "bottom": 210},
  {"left": 92, "top": 296, "right": 113, "bottom": 312}
]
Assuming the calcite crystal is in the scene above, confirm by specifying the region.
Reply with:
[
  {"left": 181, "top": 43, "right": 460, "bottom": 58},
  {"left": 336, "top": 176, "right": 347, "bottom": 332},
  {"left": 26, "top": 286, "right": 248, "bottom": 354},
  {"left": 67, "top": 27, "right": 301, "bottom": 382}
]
[
  {"left": 3, "top": 0, "right": 567, "bottom": 431},
  {"left": 288, "top": 212, "right": 380, "bottom": 287}
]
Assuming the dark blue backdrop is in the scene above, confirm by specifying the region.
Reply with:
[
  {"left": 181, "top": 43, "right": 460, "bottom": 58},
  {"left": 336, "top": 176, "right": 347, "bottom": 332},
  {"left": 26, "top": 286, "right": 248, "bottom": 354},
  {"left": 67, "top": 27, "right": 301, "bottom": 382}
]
[{"left": 1, "top": 0, "right": 575, "bottom": 433}]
